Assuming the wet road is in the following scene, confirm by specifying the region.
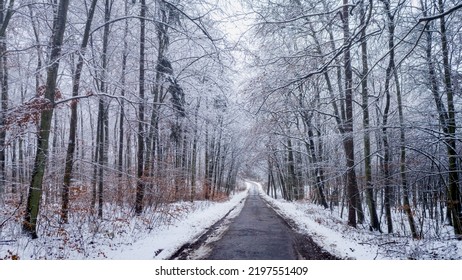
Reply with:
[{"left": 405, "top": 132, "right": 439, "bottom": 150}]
[{"left": 206, "top": 185, "right": 297, "bottom": 260}]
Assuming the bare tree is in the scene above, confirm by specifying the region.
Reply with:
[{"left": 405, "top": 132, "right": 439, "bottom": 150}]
[
  {"left": 0, "top": 0, "right": 15, "bottom": 195},
  {"left": 436, "top": 0, "right": 462, "bottom": 237},
  {"left": 135, "top": 0, "right": 147, "bottom": 215},
  {"left": 23, "top": 0, "right": 70, "bottom": 238},
  {"left": 359, "top": 0, "right": 380, "bottom": 232},
  {"left": 61, "top": 0, "right": 98, "bottom": 223}
]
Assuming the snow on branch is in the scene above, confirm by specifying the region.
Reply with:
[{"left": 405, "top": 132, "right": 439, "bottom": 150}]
[{"left": 418, "top": 3, "right": 462, "bottom": 22}]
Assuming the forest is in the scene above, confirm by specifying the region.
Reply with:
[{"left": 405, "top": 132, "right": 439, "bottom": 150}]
[
  {"left": 246, "top": 0, "right": 462, "bottom": 240},
  {"left": 0, "top": 0, "right": 461, "bottom": 259}
]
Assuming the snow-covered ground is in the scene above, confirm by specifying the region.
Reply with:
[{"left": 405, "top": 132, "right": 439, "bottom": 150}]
[
  {"left": 2, "top": 180, "right": 461, "bottom": 260},
  {"left": 0, "top": 188, "right": 248, "bottom": 260},
  {"left": 108, "top": 189, "right": 248, "bottom": 260},
  {"left": 254, "top": 182, "right": 462, "bottom": 260}
]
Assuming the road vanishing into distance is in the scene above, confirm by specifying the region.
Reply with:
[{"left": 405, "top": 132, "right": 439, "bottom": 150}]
[
  {"left": 172, "top": 183, "right": 337, "bottom": 260},
  {"left": 206, "top": 186, "right": 297, "bottom": 259}
]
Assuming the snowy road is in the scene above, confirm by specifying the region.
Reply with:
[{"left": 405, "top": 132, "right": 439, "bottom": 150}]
[
  {"left": 173, "top": 182, "right": 336, "bottom": 260},
  {"left": 205, "top": 183, "right": 297, "bottom": 259}
]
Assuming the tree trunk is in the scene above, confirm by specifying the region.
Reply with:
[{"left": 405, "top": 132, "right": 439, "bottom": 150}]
[
  {"left": 360, "top": 0, "right": 380, "bottom": 232},
  {"left": 286, "top": 137, "right": 296, "bottom": 201},
  {"left": 0, "top": 0, "right": 15, "bottom": 195},
  {"left": 117, "top": 0, "right": 129, "bottom": 206},
  {"left": 311, "top": 6, "right": 363, "bottom": 222},
  {"left": 94, "top": 0, "right": 112, "bottom": 219},
  {"left": 135, "top": 0, "right": 147, "bottom": 215},
  {"left": 342, "top": 0, "right": 362, "bottom": 227},
  {"left": 438, "top": 0, "right": 462, "bottom": 237},
  {"left": 300, "top": 109, "right": 328, "bottom": 208},
  {"left": 144, "top": 0, "right": 172, "bottom": 202},
  {"left": 96, "top": 100, "right": 105, "bottom": 218},
  {"left": 61, "top": 0, "right": 98, "bottom": 224},
  {"left": 422, "top": 6, "right": 448, "bottom": 134},
  {"left": 0, "top": 39, "right": 7, "bottom": 195},
  {"left": 382, "top": 0, "right": 418, "bottom": 239},
  {"left": 190, "top": 99, "right": 200, "bottom": 201},
  {"left": 204, "top": 102, "right": 213, "bottom": 200},
  {"left": 22, "top": 0, "right": 70, "bottom": 239},
  {"left": 91, "top": 107, "right": 99, "bottom": 210}
]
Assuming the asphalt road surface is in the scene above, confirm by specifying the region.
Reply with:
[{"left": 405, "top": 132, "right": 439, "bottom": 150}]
[{"left": 206, "top": 185, "right": 298, "bottom": 260}]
